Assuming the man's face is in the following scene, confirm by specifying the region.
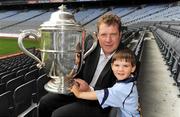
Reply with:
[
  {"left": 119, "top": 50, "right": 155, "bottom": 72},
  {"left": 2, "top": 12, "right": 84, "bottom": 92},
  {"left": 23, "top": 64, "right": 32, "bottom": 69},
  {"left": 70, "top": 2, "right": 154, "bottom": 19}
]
[{"left": 97, "top": 23, "right": 121, "bottom": 56}]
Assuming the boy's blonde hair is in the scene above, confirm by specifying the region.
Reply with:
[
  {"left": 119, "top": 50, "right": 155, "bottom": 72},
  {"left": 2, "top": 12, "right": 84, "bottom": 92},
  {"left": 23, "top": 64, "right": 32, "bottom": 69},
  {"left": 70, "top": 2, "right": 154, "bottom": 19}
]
[{"left": 111, "top": 48, "right": 136, "bottom": 67}]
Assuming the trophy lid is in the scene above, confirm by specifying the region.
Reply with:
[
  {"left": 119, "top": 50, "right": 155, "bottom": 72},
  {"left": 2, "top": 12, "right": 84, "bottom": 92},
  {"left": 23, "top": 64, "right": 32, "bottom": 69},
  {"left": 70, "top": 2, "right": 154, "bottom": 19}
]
[{"left": 40, "top": 5, "right": 82, "bottom": 31}]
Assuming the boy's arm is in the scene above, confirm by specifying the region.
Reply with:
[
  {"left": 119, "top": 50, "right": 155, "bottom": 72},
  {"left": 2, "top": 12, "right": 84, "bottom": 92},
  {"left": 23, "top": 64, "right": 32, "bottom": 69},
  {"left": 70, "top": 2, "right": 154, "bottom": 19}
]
[{"left": 71, "top": 85, "right": 97, "bottom": 100}]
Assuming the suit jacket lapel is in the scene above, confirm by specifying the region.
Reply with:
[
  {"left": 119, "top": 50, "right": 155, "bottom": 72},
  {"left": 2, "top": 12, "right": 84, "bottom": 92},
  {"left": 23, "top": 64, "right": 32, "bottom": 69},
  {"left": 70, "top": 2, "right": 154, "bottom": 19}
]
[
  {"left": 84, "top": 44, "right": 101, "bottom": 84},
  {"left": 95, "top": 59, "right": 111, "bottom": 87}
]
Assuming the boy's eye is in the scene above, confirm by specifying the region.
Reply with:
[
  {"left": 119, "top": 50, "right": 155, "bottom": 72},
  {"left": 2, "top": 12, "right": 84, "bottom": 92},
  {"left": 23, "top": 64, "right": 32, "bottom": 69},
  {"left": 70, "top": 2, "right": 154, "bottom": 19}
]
[
  {"left": 115, "top": 64, "right": 119, "bottom": 67},
  {"left": 123, "top": 65, "right": 129, "bottom": 67}
]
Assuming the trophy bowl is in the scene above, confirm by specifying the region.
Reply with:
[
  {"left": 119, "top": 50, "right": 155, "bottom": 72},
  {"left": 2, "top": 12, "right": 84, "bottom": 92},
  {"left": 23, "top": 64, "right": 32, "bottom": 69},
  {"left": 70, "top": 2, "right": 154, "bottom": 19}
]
[
  {"left": 18, "top": 5, "right": 84, "bottom": 94},
  {"left": 18, "top": 5, "right": 97, "bottom": 94}
]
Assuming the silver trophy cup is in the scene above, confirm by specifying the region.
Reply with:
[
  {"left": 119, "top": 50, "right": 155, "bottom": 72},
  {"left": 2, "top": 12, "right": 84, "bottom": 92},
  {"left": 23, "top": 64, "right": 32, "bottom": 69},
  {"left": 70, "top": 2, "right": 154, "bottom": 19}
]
[{"left": 18, "top": 5, "right": 97, "bottom": 94}]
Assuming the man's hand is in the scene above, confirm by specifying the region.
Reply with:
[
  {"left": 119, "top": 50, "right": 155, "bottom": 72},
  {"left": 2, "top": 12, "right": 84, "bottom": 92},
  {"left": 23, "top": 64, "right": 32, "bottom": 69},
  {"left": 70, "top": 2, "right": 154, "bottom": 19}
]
[{"left": 74, "top": 79, "right": 91, "bottom": 92}]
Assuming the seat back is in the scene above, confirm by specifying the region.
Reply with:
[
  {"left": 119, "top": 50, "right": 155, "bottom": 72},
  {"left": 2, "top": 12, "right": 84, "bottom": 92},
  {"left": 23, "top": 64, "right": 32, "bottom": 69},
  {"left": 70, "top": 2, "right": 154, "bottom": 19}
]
[
  {"left": 6, "top": 75, "right": 24, "bottom": 92},
  {"left": 16, "top": 67, "right": 29, "bottom": 77},
  {"left": 0, "top": 83, "right": 6, "bottom": 94},
  {"left": 108, "top": 107, "right": 118, "bottom": 117},
  {"left": 11, "top": 66, "right": 23, "bottom": 72},
  {"left": 0, "top": 71, "right": 11, "bottom": 80},
  {"left": 36, "top": 74, "right": 49, "bottom": 102},
  {"left": 24, "top": 106, "right": 38, "bottom": 117},
  {"left": 0, "top": 91, "right": 14, "bottom": 117},
  {"left": 24, "top": 69, "right": 39, "bottom": 82},
  {"left": 13, "top": 79, "right": 36, "bottom": 116},
  {"left": 1, "top": 72, "right": 16, "bottom": 84}
]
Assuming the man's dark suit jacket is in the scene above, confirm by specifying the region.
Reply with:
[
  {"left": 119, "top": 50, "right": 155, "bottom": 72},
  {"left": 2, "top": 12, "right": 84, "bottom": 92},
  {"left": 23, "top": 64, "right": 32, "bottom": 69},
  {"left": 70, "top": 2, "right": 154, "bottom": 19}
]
[{"left": 77, "top": 35, "right": 124, "bottom": 90}]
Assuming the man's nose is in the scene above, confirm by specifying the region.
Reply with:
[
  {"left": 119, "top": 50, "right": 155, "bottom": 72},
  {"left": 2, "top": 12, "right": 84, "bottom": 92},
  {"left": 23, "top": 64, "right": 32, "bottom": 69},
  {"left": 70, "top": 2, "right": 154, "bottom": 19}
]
[{"left": 105, "top": 35, "right": 112, "bottom": 41}]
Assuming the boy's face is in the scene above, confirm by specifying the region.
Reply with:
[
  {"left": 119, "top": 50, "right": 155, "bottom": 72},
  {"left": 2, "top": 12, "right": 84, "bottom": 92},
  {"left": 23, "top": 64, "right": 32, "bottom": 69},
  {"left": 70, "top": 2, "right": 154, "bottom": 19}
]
[{"left": 111, "top": 59, "right": 136, "bottom": 81}]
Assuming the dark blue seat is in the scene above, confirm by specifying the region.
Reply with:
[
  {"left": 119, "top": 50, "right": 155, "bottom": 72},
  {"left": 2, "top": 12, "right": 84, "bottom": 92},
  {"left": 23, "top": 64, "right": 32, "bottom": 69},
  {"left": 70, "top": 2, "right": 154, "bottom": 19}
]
[
  {"left": 0, "top": 91, "right": 14, "bottom": 117},
  {"left": 0, "top": 71, "right": 11, "bottom": 80},
  {"left": 34, "top": 74, "right": 49, "bottom": 103},
  {"left": 109, "top": 107, "right": 118, "bottom": 117},
  {"left": 11, "top": 66, "right": 23, "bottom": 72},
  {"left": 6, "top": 75, "right": 24, "bottom": 92},
  {"left": 24, "top": 106, "right": 38, "bottom": 117},
  {"left": 16, "top": 67, "right": 29, "bottom": 77},
  {"left": 13, "top": 79, "right": 36, "bottom": 116},
  {"left": 0, "top": 83, "right": 6, "bottom": 94},
  {"left": 24, "top": 69, "right": 39, "bottom": 82},
  {"left": 1, "top": 72, "right": 16, "bottom": 84}
]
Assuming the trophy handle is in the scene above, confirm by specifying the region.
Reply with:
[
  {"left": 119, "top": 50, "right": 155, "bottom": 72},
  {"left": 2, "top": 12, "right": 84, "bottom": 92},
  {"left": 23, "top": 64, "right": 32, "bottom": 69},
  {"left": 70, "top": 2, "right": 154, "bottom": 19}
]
[
  {"left": 18, "top": 29, "right": 44, "bottom": 68},
  {"left": 83, "top": 32, "right": 98, "bottom": 59}
]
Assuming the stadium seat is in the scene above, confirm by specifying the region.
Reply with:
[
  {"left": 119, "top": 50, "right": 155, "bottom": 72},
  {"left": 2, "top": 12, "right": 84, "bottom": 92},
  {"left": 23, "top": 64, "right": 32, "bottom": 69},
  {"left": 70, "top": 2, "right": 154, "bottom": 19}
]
[
  {"left": 108, "top": 107, "right": 118, "bottom": 117},
  {"left": 0, "top": 83, "right": 6, "bottom": 94},
  {"left": 23, "top": 63, "right": 34, "bottom": 68},
  {"left": 29, "top": 64, "right": 38, "bottom": 71},
  {"left": 13, "top": 79, "right": 36, "bottom": 116},
  {"left": 6, "top": 75, "right": 24, "bottom": 92},
  {"left": 1, "top": 72, "right": 16, "bottom": 84},
  {"left": 24, "top": 69, "right": 39, "bottom": 82},
  {"left": 11, "top": 66, "right": 24, "bottom": 72},
  {"left": 24, "top": 106, "right": 38, "bottom": 117},
  {"left": 0, "top": 70, "right": 11, "bottom": 80},
  {"left": 34, "top": 73, "right": 49, "bottom": 103},
  {"left": 0, "top": 91, "right": 14, "bottom": 117},
  {"left": 38, "top": 68, "right": 46, "bottom": 76},
  {"left": 16, "top": 67, "right": 29, "bottom": 77},
  {"left": 170, "top": 56, "right": 179, "bottom": 77},
  {"left": 173, "top": 60, "right": 180, "bottom": 85}
]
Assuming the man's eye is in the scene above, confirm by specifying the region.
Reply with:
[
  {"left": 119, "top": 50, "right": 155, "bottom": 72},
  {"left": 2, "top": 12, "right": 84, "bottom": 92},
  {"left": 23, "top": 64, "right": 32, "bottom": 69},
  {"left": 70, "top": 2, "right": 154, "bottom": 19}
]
[
  {"left": 110, "top": 33, "right": 118, "bottom": 38},
  {"left": 100, "top": 34, "right": 106, "bottom": 37}
]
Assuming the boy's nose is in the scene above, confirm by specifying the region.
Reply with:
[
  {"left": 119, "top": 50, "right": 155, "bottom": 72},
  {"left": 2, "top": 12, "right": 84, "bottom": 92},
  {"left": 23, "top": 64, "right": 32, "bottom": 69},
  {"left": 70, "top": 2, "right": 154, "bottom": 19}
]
[{"left": 117, "top": 66, "right": 123, "bottom": 71}]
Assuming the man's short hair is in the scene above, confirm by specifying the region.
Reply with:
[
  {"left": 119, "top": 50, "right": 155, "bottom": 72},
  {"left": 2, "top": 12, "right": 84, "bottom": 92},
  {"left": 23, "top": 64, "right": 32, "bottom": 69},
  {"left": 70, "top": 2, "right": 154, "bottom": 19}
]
[{"left": 97, "top": 13, "right": 122, "bottom": 32}]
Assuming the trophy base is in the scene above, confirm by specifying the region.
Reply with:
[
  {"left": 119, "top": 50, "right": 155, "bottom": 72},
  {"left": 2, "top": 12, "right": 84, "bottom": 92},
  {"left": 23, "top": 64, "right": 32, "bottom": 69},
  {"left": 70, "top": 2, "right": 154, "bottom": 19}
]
[{"left": 44, "top": 80, "right": 70, "bottom": 95}]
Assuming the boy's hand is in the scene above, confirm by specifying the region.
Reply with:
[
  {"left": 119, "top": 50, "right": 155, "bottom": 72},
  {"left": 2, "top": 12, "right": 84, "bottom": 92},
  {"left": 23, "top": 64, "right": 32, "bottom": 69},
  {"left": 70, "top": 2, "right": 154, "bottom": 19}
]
[
  {"left": 70, "top": 82, "right": 80, "bottom": 97},
  {"left": 74, "top": 79, "right": 91, "bottom": 92}
]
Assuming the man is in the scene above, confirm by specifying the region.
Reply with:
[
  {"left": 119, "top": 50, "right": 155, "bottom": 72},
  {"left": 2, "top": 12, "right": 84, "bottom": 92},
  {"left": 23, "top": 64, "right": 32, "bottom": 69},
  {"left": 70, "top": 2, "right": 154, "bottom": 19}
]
[{"left": 38, "top": 12, "right": 124, "bottom": 117}]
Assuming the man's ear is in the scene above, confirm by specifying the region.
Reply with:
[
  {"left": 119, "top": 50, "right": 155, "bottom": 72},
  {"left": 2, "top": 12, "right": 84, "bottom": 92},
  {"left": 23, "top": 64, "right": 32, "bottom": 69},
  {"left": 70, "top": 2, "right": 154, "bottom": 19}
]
[{"left": 97, "top": 34, "right": 99, "bottom": 40}]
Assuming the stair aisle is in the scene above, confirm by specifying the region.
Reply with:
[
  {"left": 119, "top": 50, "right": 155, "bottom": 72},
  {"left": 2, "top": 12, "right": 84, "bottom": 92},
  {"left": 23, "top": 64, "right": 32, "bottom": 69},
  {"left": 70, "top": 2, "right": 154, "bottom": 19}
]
[{"left": 138, "top": 38, "right": 180, "bottom": 117}]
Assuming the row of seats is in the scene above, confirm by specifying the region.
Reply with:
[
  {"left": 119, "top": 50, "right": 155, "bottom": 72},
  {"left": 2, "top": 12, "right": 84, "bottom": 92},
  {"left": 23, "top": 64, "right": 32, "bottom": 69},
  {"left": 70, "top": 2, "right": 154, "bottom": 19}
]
[
  {"left": 151, "top": 26, "right": 180, "bottom": 93},
  {"left": 129, "top": 30, "right": 145, "bottom": 78},
  {"left": 0, "top": 73, "right": 49, "bottom": 117},
  {"left": 0, "top": 64, "right": 45, "bottom": 94},
  {"left": 1, "top": 3, "right": 180, "bottom": 35},
  {"left": 158, "top": 25, "right": 180, "bottom": 38},
  {"left": 0, "top": 48, "right": 50, "bottom": 117}
]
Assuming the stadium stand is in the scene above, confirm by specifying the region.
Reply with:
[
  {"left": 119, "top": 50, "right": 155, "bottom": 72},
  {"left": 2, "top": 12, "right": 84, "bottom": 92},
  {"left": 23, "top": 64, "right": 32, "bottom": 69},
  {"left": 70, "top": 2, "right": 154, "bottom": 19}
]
[{"left": 152, "top": 26, "right": 180, "bottom": 90}]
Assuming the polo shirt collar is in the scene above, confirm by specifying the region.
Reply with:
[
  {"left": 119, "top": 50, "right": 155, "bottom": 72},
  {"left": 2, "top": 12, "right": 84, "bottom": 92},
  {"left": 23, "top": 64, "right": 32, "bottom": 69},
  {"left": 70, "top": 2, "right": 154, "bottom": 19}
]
[{"left": 116, "top": 76, "right": 137, "bottom": 83}]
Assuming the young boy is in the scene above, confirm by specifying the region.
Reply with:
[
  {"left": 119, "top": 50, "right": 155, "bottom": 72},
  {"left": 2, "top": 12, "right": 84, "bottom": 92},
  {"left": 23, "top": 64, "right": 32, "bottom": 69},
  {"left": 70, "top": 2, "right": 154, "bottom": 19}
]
[{"left": 70, "top": 48, "right": 140, "bottom": 117}]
